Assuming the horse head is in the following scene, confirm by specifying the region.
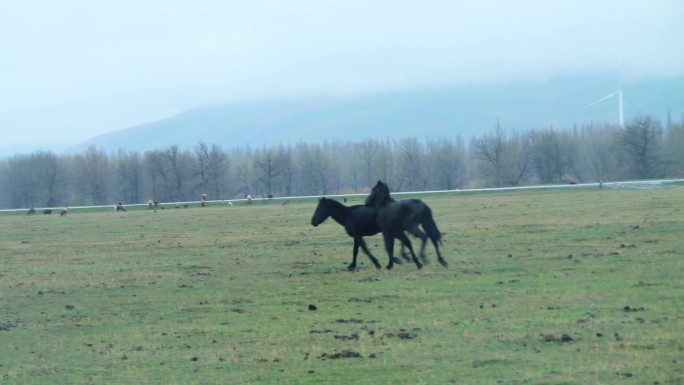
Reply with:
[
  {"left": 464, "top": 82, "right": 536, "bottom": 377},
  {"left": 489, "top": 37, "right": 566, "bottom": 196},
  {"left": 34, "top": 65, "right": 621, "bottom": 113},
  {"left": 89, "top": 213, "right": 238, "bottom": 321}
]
[
  {"left": 311, "top": 197, "right": 329, "bottom": 226},
  {"left": 366, "top": 180, "right": 392, "bottom": 207}
]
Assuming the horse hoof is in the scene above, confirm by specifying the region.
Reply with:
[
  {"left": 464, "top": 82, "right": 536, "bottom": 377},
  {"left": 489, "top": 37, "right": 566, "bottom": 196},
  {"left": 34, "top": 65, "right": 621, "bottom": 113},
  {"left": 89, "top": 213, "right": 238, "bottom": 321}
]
[
  {"left": 439, "top": 259, "right": 449, "bottom": 268},
  {"left": 386, "top": 264, "right": 394, "bottom": 270},
  {"left": 416, "top": 263, "right": 423, "bottom": 269},
  {"left": 347, "top": 265, "right": 356, "bottom": 271}
]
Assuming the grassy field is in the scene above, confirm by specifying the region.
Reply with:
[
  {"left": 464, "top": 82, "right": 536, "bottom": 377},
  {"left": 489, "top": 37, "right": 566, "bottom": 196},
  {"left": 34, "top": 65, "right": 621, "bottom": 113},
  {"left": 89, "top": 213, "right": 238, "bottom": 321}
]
[{"left": 1, "top": 187, "right": 682, "bottom": 385}]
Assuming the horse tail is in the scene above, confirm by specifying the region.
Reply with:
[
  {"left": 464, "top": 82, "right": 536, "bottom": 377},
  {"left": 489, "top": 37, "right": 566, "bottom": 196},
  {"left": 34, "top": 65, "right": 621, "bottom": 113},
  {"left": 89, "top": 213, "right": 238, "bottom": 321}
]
[{"left": 421, "top": 205, "right": 442, "bottom": 245}]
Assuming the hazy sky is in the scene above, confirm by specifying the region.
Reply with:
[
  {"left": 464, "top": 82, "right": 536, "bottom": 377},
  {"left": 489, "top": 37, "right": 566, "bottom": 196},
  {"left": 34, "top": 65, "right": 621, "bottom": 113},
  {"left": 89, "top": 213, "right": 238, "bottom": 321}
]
[{"left": 1, "top": 0, "right": 683, "bottom": 154}]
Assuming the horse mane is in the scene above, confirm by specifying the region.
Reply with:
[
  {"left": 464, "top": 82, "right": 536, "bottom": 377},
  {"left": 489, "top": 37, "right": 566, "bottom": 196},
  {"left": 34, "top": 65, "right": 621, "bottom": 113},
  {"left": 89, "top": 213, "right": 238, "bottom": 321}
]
[
  {"left": 322, "top": 197, "right": 352, "bottom": 213},
  {"left": 365, "top": 180, "right": 393, "bottom": 207},
  {"left": 321, "top": 196, "right": 338, "bottom": 205}
]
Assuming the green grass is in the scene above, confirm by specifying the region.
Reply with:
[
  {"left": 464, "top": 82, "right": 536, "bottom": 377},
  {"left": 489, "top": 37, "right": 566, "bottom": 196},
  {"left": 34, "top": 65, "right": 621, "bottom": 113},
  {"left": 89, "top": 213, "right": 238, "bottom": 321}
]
[{"left": 1, "top": 188, "right": 683, "bottom": 384}]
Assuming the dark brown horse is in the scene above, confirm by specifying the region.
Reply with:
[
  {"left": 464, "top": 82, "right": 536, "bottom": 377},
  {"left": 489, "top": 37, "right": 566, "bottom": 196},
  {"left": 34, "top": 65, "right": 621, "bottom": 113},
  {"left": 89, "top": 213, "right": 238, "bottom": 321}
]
[{"left": 365, "top": 181, "right": 448, "bottom": 270}]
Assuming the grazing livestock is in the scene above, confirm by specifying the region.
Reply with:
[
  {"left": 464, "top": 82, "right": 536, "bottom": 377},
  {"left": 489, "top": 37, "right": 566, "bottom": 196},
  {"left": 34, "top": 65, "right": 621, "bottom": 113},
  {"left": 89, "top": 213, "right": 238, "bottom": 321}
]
[
  {"left": 27, "top": 208, "right": 36, "bottom": 215},
  {"left": 116, "top": 203, "right": 126, "bottom": 212},
  {"left": 311, "top": 197, "right": 425, "bottom": 271},
  {"left": 60, "top": 207, "right": 68, "bottom": 216},
  {"left": 245, "top": 194, "right": 253, "bottom": 204},
  {"left": 201, "top": 194, "right": 208, "bottom": 207},
  {"left": 43, "top": 209, "right": 52, "bottom": 215},
  {"left": 365, "top": 181, "right": 447, "bottom": 270}
]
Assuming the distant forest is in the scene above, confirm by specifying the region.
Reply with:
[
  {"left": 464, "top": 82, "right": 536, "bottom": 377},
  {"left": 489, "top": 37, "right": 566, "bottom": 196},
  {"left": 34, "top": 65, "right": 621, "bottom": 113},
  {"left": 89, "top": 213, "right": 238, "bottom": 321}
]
[{"left": 1, "top": 114, "right": 683, "bottom": 209}]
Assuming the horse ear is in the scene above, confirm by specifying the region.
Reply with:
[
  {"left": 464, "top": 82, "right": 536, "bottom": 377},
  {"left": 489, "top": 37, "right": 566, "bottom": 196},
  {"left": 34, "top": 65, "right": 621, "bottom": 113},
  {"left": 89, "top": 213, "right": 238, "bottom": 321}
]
[{"left": 375, "top": 180, "right": 382, "bottom": 186}]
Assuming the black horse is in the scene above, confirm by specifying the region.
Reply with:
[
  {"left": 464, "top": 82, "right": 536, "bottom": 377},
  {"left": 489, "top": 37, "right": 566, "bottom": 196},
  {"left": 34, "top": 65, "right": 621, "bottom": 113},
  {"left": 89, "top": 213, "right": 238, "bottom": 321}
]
[
  {"left": 365, "top": 180, "right": 448, "bottom": 270},
  {"left": 311, "top": 197, "right": 424, "bottom": 271}
]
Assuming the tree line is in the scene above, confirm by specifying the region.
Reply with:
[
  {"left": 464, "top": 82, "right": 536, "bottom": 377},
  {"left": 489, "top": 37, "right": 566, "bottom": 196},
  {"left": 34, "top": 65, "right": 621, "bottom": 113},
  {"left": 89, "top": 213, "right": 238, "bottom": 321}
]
[{"left": 1, "top": 114, "right": 682, "bottom": 209}]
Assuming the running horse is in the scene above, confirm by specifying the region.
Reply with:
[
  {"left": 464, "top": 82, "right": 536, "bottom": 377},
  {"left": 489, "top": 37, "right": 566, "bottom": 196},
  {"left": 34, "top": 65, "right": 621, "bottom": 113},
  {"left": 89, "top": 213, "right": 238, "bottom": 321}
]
[{"left": 365, "top": 181, "right": 448, "bottom": 270}]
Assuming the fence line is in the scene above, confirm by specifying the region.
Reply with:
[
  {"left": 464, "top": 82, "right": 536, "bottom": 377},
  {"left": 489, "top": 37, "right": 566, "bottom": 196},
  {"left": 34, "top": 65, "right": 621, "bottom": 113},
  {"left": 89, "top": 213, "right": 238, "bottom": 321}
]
[{"left": 2, "top": 179, "right": 683, "bottom": 214}]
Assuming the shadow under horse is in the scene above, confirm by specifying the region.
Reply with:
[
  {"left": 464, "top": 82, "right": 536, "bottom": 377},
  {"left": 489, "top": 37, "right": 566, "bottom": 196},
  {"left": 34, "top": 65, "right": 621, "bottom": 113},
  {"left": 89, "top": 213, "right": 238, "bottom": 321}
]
[
  {"left": 311, "top": 197, "right": 428, "bottom": 271},
  {"left": 365, "top": 180, "right": 448, "bottom": 270}
]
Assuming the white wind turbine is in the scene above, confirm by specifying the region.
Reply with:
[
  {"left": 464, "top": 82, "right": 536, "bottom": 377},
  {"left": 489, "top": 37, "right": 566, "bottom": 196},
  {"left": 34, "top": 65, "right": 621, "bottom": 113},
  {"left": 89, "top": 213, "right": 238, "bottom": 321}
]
[{"left": 579, "top": 73, "right": 625, "bottom": 127}]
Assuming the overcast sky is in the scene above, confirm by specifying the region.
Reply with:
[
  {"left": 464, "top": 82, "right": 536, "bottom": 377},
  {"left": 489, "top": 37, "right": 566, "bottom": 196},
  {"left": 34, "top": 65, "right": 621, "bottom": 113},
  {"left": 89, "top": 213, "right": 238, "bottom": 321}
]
[{"left": 1, "top": 0, "right": 683, "bottom": 154}]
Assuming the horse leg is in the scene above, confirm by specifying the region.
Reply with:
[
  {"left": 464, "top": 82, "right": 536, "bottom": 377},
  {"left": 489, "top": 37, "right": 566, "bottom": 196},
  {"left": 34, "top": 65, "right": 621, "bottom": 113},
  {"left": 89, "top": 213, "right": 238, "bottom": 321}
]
[
  {"left": 396, "top": 232, "right": 422, "bottom": 269},
  {"left": 406, "top": 225, "right": 428, "bottom": 262},
  {"left": 391, "top": 228, "right": 411, "bottom": 261},
  {"left": 357, "top": 237, "right": 382, "bottom": 270},
  {"left": 431, "top": 236, "right": 448, "bottom": 268},
  {"left": 349, "top": 239, "right": 361, "bottom": 271},
  {"left": 383, "top": 232, "right": 398, "bottom": 270},
  {"left": 421, "top": 215, "right": 447, "bottom": 268},
  {"left": 399, "top": 243, "right": 411, "bottom": 262}
]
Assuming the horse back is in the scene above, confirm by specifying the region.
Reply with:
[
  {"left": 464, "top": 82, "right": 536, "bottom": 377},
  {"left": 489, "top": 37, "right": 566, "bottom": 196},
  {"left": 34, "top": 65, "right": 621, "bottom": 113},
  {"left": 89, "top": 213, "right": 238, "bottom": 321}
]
[
  {"left": 347, "top": 205, "right": 381, "bottom": 237},
  {"left": 378, "top": 199, "right": 434, "bottom": 231}
]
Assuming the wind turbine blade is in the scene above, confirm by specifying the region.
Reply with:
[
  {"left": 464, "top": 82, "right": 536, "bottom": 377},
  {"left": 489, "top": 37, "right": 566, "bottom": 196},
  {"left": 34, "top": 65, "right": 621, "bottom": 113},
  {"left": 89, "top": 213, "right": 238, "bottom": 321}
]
[
  {"left": 578, "top": 91, "right": 618, "bottom": 111},
  {"left": 619, "top": 54, "right": 625, "bottom": 89}
]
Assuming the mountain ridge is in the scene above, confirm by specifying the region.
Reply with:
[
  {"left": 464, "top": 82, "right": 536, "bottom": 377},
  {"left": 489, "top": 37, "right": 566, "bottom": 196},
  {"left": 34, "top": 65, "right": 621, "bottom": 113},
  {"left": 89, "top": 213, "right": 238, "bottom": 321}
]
[{"left": 70, "top": 73, "right": 684, "bottom": 154}]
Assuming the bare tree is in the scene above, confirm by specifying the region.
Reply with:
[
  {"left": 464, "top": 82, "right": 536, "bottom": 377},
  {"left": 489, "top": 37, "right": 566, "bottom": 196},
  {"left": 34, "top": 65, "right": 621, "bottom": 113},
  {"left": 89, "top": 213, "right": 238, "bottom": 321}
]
[
  {"left": 620, "top": 115, "right": 664, "bottom": 179},
  {"left": 396, "top": 137, "right": 424, "bottom": 191},
  {"left": 663, "top": 119, "right": 684, "bottom": 176},
  {"left": 73, "top": 145, "right": 111, "bottom": 205},
  {"left": 2, "top": 155, "right": 38, "bottom": 208},
  {"left": 195, "top": 142, "right": 228, "bottom": 199},
  {"left": 276, "top": 144, "right": 294, "bottom": 197},
  {"left": 144, "top": 145, "right": 193, "bottom": 201},
  {"left": 1, "top": 151, "right": 68, "bottom": 208},
  {"left": 426, "top": 137, "right": 465, "bottom": 190},
  {"left": 472, "top": 124, "right": 508, "bottom": 187},
  {"left": 579, "top": 123, "right": 620, "bottom": 182},
  {"left": 253, "top": 146, "right": 286, "bottom": 197},
  {"left": 346, "top": 144, "right": 364, "bottom": 193},
  {"left": 357, "top": 139, "right": 379, "bottom": 189},
  {"left": 296, "top": 143, "right": 333, "bottom": 195},
  {"left": 504, "top": 131, "right": 531, "bottom": 186},
  {"left": 472, "top": 124, "right": 532, "bottom": 187},
  {"left": 322, "top": 142, "right": 343, "bottom": 194},
  {"left": 528, "top": 128, "right": 577, "bottom": 184},
  {"left": 144, "top": 150, "right": 169, "bottom": 201},
  {"left": 376, "top": 140, "right": 395, "bottom": 188},
  {"left": 232, "top": 152, "right": 254, "bottom": 198},
  {"left": 115, "top": 150, "right": 144, "bottom": 203}
]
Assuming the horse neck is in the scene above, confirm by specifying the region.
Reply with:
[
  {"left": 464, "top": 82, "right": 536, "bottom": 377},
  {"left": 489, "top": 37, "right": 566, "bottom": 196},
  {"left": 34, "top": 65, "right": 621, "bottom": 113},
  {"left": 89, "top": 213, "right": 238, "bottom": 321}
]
[
  {"left": 369, "top": 192, "right": 393, "bottom": 208},
  {"left": 324, "top": 200, "right": 351, "bottom": 225}
]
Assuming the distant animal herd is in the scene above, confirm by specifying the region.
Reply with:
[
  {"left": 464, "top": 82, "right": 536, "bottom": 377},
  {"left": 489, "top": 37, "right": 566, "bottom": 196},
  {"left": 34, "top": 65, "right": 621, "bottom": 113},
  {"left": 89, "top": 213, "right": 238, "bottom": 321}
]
[
  {"left": 26, "top": 207, "right": 68, "bottom": 216},
  {"left": 25, "top": 193, "right": 237, "bottom": 215},
  {"left": 23, "top": 181, "right": 446, "bottom": 271}
]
